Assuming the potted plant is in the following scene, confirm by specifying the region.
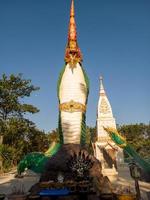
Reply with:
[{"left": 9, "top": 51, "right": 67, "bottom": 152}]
[{"left": 7, "top": 183, "right": 28, "bottom": 200}]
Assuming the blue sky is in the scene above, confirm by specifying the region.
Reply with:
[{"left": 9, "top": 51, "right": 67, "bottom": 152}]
[{"left": 0, "top": 0, "right": 150, "bottom": 132}]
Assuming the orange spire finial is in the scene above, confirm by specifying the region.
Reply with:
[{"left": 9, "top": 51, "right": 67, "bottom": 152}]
[
  {"left": 65, "top": 0, "right": 82, "bottom": 66},
  {"left": 68, "top": 0, "right": 76, "bottom": 41},
  {"left": 70, "top": 0, "right": 75, "bottom": 17}
]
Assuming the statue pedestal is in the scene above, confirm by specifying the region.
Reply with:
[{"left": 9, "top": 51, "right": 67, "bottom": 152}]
[{"left": 30, "top": 144, "right": 113, "bottom": 197}]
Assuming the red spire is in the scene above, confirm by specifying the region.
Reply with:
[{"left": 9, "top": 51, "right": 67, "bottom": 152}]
[{"left": 65, "top": 0, "right": 82, "bottom": 66}]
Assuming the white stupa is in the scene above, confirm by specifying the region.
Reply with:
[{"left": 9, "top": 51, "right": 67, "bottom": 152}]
[
  {"left": 94, "top": 76, "right": 124, "bottom": 181},
  {"left": 97, "top": 76, "right": 116, "bottom": 139}
]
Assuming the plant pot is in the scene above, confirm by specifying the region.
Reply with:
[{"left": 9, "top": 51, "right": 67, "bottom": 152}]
[
  {"left": 7, "top": 194, "right": 27, "bottom": 200},
  {"left": 117, "top": 194, "right": 136, "bottom": 200}
]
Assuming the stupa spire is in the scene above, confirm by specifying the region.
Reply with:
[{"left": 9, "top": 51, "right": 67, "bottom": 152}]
[
  {"left": 100, "top": 76, "right": 106, "bottom": 95},
  {"left": 70, "top": 0, "right": 75, "bottom": 16},
  {"left": 68, "top": 0, "right": 76, "bottom": 41},
  {"left": 65, "top": 0, "right": 82, "bottom": 66}
]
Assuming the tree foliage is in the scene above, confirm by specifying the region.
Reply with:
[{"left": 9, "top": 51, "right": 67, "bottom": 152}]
[
  {"left": 0, "top": 74, "right": 39, "bottom": 122},
  {"left": 118, "top": 123, "right": 150, "bottom": 160},
  {"left": 3, "top": 118, "right": 48, "bottom": 160},
  {"left": 0, "top": 144, "right": 16, "bottom": 171},
  {"left": 0, "top": 74, "right": 48, "bottom": 172}
]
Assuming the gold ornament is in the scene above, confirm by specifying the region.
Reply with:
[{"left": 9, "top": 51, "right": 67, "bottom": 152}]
[
  {"left": 59, "top": 100, "right": 86, "bottom": 113},
  {"left": 100, "top": 98, "right": 111, "bottom": 114}
]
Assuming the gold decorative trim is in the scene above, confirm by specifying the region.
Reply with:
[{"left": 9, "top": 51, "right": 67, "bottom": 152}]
[
  {"left": 117, "top": 143, "right": 127, "bottom": 148},
  {"left": 59, "top": 100, "right": 86, "bottom": 113}
]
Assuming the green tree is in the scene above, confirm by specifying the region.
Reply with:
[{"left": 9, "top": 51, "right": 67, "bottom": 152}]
[
  {"left": 0, "top": 144, "right": 16, "bottom": 172},
  {"left": 0, "top": 73, "right": 39, "bottom": 121},
  {"left": 118, "top": 123, "right": 150, "bottom": 160},
  {"left": 88, "top": 126, "right": 97, "bottom": 143},
  {"left": 0, "top": 73, "right": 39, "bottom": 141},
  {"left": 0, "top": 74, "right": 41, "bottom": 171},
  {"left": 3, "top": 118, "right": 48, "bottom": 164}
]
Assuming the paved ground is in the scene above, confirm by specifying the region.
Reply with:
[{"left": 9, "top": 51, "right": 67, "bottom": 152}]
[
  {"left": 0, "top": 170, "right": 40, "bottom": 194},
  {"left": 0, "top": 166, "right": 150, "bottom": 199},
  {"left": 114, "top": 164, "right": 150, "bottom": 200}
]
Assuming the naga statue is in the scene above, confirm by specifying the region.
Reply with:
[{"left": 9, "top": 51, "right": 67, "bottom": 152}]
[
  {"left": 58, "top": 0, "right": 89, "bottom": 145},
  {"left": 104, "top": 127, "right": 150, "bottom": 174},
  {"left": 17, "top": 0, "right": 89, "bottom": 174}
]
